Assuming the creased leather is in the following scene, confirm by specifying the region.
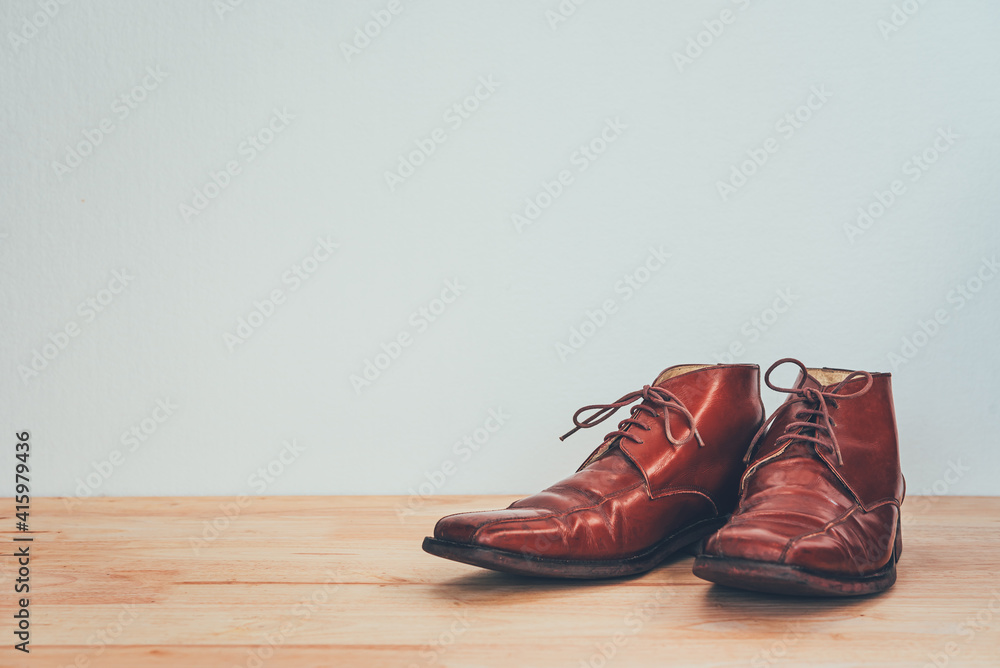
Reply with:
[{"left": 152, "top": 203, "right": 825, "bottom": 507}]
[
  {"left": 433, "top": 364, "right": 764, "bottom": 561},
  {"left": 705, "top": 361, "right": 905, "bottom": 577}
]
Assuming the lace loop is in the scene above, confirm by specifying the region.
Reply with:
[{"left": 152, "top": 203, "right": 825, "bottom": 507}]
[
  {"left": 560, "top": 384, "right": 705, "bottom": 448},
  {"left": 742, "top": 358, "right": 873, "bottom": 466}
]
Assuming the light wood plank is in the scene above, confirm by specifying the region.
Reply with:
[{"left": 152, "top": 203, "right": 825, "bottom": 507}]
[{"left": 1, "top": 495, "right": 998, "bottom": 667}]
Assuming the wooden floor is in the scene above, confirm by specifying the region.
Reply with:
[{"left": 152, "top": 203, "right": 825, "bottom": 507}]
[{"left": 2, "top": 495, "right": 999, "bottom": 667}]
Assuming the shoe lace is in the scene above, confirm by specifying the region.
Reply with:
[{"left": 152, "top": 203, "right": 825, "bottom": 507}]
[
  {"left": 559, "top": 384, "right": 706, "bottom": 448},
  {"left": 742, "top": 358, "right": 873, "bottom": 466}
]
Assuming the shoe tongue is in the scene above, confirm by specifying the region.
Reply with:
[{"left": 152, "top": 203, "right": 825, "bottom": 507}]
[
  {"left": 797, "top": 368, "right": 824, "bottom": 391},
  {"left": 579, "top": 364, "right": 708, "bottom": 470},
  {"left": 583, "top": 445, "right": 636, "bottom": 473},
  {"left": 770, "top": 370, "right": 826, "bottom": 460},
  {"left": 652, "top": 364, "right": 708, "bottom": 387}
]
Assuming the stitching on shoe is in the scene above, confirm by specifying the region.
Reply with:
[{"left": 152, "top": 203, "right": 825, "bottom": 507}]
[
  {"left": 858, "top": 496, "right": 903, "bottom": 512},
  {"left": 435, "top": 507, "right": 521, "bottom": 523},
  {"left": 647, "top": 487, "right": 720, "bottom": 516},
  {"left": 546, "top": 483, "right": 604, "bottom": 507}
]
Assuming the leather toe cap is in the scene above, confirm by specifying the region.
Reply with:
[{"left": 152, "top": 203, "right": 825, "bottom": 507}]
[
  {"left": 704, "top": 521, "right": 792, "bottom": 563},
  {"left": 433, "top": 508, "right": 551, "bottom": 545}
]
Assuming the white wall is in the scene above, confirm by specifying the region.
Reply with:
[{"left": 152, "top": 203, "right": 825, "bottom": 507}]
[{"left": 2, "top": 0, "right": 998, "bottom": 502}]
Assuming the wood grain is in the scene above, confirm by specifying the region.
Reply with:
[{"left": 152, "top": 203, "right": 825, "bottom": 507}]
[{"left": 1, "top": 495, "right": 998, "bottom": 667}]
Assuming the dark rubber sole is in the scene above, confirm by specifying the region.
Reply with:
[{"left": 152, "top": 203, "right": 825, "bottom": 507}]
[
  {"left": 692, "top": 554, "right": 897, "bottom": 597},
  {"left": 422, "top": 515, "right": 728, "bottom": 579}
]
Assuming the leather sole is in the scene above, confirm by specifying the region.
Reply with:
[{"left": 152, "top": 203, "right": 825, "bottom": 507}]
[
  {"left": 422, "top": 515, "right": 728, "bottom": 579},
  {"left": 691, "top": 554, "right": 897, "bottom": 597}
]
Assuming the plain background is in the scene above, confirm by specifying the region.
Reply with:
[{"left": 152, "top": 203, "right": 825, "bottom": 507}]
[{"left": 1, "top": 0, "right": 998, "bottom": 501}]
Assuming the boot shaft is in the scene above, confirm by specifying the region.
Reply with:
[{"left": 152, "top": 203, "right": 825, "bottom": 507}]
[{"left": 744, "top": 365, "right": 903, "bottom": 509}]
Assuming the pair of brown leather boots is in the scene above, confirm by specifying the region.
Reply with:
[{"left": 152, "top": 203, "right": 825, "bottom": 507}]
[{"left": 422, "top": 359, "right": 905, "bottom": 596}]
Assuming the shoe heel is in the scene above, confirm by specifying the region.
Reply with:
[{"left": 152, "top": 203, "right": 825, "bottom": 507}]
[{"left": 893, "top": 513, "right": 903, "bottom": 562}]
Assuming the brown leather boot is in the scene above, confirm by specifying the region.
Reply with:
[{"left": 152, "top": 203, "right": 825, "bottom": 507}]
[
  {"left": 422, "top": 364, "right": 764, "bottom": 578},
  {"left": 693, "top": 358, "right": 905, "bottom": 596}
]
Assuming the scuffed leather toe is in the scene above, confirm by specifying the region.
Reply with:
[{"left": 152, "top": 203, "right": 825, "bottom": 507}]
[
  {"left": 705, "top": 522, "right": 791, "bottom": 563},
  {"left": 433, "top": 508, "right": 551, "bottom": 545},
  {"left": 474, "top": 515, "right": 571, "bottom": 558},
  {"left": 782, "top": 505, "right": 899, "bottom": 576}
]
